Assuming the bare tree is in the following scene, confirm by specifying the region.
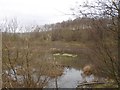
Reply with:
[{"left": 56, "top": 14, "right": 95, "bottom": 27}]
[
  {"left": 2, "top": 19, "right": 50, "bottom": 88},
  {"left": 71, "top": 0, "right": 120, "bottom": 87}
]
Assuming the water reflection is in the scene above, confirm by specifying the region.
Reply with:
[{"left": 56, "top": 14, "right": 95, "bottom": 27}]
[
  {"left": 4, "top": 67, "right": 95, "bottom": 88},
  {"left": 46, "top": 67, "right": 94, "bottom": 88}
]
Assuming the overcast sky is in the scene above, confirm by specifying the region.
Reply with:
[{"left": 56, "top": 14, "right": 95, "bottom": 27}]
[{"left": 0, "top": 0, "right": 93, "bottom": 26}]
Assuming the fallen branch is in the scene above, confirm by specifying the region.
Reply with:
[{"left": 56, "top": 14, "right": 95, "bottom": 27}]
[{"left": 78, "top": 82, "right": 106, "bottom": 86}]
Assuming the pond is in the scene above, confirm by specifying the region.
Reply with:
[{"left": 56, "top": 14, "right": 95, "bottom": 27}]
[
  {"left": 45, "top": 67, "right": 94, "bottom": 88},
  {"left": 4, "top": 66, "right": 96, "bottom": 88}
]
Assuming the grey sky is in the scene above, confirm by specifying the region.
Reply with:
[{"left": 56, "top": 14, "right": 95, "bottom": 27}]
[{"left": 0, "top": 0, "right": 93, "bottom": 26}]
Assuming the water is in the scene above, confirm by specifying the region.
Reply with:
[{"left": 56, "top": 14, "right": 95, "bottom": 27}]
[
  {"left": 4, "top": 67, "right": 95, "bottom": 88},
  {"left": 46, "top": 67, "right": 94, "bottom": 88}
]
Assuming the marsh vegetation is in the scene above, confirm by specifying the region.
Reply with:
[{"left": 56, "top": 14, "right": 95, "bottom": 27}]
[
  {"left": 1, "top": 0, "right": 120, "bottom": 88},
  {"left": 2, "top": 16, "right": 118, "bottom": 88}
]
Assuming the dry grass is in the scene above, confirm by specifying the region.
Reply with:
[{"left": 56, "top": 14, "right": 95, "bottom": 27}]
[{"left": 2, "top": 32, "right": 118, "bottom": 88}]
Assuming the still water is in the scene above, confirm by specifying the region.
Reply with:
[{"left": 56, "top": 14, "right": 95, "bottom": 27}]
[
  {"left": 5, "top": 67, "right": 95, "bottom": 88},
  {"left": 46, "top": 67, "right": 94, "bottom": 88}
]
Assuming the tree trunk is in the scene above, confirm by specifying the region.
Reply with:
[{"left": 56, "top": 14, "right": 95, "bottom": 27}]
[
  {"left": 55, "top": 77, "right": 58, "bottom": 90},
  {"left": 118, "top": 1, "right": 120, "bottom": 88}
]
